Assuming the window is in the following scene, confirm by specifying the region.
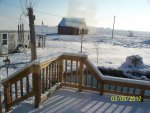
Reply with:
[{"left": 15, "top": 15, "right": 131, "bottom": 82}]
[{"left": 2, "top": 34, "right": 7, "bottom": 45}]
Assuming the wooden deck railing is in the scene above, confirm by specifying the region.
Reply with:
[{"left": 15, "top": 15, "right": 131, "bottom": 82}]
[
  {"left": 1, "top": 53, "right": 150, "bottom": 112},
  {"left": 2, "top": 61, "right": 41, "bottom": 112}
]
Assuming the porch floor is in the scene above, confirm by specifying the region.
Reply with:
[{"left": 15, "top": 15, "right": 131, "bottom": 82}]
[{"left": 10, "top": 88, "right": 150, "bottom": 113}]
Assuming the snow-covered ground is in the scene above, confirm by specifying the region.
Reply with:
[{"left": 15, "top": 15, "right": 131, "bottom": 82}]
[{"left": 0, "top": 29, "right": 150, "bottom": 80}]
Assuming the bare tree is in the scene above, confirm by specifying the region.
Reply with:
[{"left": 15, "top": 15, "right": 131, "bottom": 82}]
[
  {"left": 94, "top": 42, "right": 99, "bottom": 65},
  {"left": 80, "top": 29, "right": 84, "bottom": 53},
  {"left": 128, "top": 30, "right": 134, "bottom": 37},
  {"left": 21, "top": 0, "right": 39, "bottom": 61}
]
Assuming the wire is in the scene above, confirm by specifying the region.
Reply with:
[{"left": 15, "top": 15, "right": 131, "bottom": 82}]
[
  {"left": 32, "top": 0, "right": 39, "bottom": 10},
  {"left": 35, "top": 10, "right": 63, "bottom": 17}
]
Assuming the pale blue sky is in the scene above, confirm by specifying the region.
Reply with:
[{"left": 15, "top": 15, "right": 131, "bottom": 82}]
[{"left": 1, "top": 0, "right": 150, "bottom": 31}]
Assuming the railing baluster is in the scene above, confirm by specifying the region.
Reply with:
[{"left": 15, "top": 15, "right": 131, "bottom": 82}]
[
  {"left": 108, "top": 84, "right": 111, "bottom": 91},
  {"left": 0, "top": 93, "right": 2, "bottom": 113},
  {"left": 76, "top": 61, "right": 78, "bottom": 84},
  {"left": 70, "top": 60, "right": 73, "bottom": 83},
  {"left": 79, "top": 61, "right": 84, "bottom": 92},
  {"left": 55, "top": 61, "right": 57, "bottom": 83},
  {"left": 96, "top": 80, "right": 99, "bottom": 89},
  {"left": 46, "top": 67, "right": 48, "bottom": 90},
  {"left": 26, "top": 76, "right": 29, "bottom": 93},
  {"left": 121, "top": 86, "right": 123, "bottom": 93},
  {"left": 20, "top": 78, "right": 23, "bottom": 97},
  {"left": 57, "top": 61, "right": 59, "bottom": 82},
  {"left": 49, "top": 65, "right": 51, "bottom": 88},
  {"left": 126, "top": 87, "right": 129, "bottom": 94},
  {"left": 91, "top": 73, "right": 93, "bottom": 88},
  {"left": 65, "top": 60, "right": 67, "bottom": 83},
  {"left": 42, "top": 69, "right": 45, "bottom": 94},
  {"left": 85, "top": 66, "right": 88, "bottom": 86},
  {"left": 10, "top": 84, "right": 12, "bottom": 101},
  {"left": 52, "top": 63, "right": 54, "bottom": 86},
  {"left": 100, "top": 82, "right": 104, "bottom": 95},
  {"left": 133, "top": 88, "right": 136, "bottom": 94},
  {"left": 114, "top": 85, "right": 117, "bottom": 91},
  {"left": 15, "top": 82, "right": 18, "bottom": 99},
  {"left": 59, "top": 59, "right": 64, "bottom": 84},
  {"left": 140, "top": 89, "right": 144, "bottom": 102}
]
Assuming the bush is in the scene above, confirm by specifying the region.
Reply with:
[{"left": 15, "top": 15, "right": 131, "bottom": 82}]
[{"left": 98, "top": 66, "right": 127, "bottom": 78}]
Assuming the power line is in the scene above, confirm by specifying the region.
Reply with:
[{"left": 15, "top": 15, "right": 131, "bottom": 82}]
[{"left": 35, "top": 10, "right": 63, "bottom": 17}]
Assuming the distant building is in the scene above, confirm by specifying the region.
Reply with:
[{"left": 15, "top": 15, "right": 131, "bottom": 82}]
[
  {"left": 0, "top": 30, "right": 30, "bottom": 55},
  {"left": 58, "top": 18, "right": 88, "bottom": 35}
]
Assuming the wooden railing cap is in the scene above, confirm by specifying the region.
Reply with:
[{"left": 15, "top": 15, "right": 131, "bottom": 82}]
[
  {"left": 2, "top": 60, "right": 40, "bottom": 84},
  {"left": 61, "top": 52, "right": 88, "bottom": 58},
  {"left": 103, "top": 75, "right": 150, "bottom": 86}
]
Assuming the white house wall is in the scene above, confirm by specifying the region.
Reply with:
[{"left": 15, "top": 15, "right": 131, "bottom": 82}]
[
  {"left": 0, "top": 33, "right": 8, "bottom": 55},
  {"left": 23, "top": 33, "right": 30, "bottom": 47},
  {"left": 0, "top": 31, "right": 30, "bottom": 55}
]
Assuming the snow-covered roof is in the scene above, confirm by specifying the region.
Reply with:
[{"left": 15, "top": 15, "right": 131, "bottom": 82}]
[{"left": 59, "top": 18, "right": 87, "bottom": 29}]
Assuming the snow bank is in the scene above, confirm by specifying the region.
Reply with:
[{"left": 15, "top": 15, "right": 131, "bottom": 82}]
[{"left": 121, "top": 55, "right": 144, "bottom": 68}]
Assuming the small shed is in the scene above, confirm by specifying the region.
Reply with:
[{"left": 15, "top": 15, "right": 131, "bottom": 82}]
[
  {"left": 58, "top": 18, "right": 88, "bottom": 35},
  {"left": 36, "top": 34, "right": 46, "bottom": 48},
  {"left": 0, "top": 30, "right": 30, "bottom": 55}
]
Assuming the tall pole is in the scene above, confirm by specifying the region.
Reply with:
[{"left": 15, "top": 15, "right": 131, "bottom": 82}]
[
  {"left": 18, "top": 25, "right": 20, "bottom": 43},
  {"left": 28, "top": 7, "right": 37, "bottom": 61},
  {"left": 112, "top": 16, "right": 116, "bottom": 38},
  {"left": 22, "top": 24, "right": 24, "bottom": 45}
]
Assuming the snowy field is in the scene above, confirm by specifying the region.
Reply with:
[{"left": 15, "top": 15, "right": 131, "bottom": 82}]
[{"left": 0, "top": 29, "right": 150, "bottom": 80}]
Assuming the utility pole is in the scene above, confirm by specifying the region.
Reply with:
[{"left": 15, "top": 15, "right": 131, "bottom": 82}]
[
  {"left": 28, "top": 7, "right": 37, "bottom": 61},
  {"left": 112, "top": 16, "right": 116, "bottom": 38}
]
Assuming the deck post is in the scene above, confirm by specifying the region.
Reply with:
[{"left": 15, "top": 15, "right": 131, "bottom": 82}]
[
  {"left": 79, "top": 60, "right": 84, "bottom": 92},
  {"left": 4, "top": 83, "right": 10, "bottom": 112},
  {"left": 33, "top": 64, "right": 41, "bottom": 108}
]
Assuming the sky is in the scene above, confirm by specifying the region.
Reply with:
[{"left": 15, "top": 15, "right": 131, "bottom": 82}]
[{"left": 1, "top": 0, "right": 150, "bottom": 31}]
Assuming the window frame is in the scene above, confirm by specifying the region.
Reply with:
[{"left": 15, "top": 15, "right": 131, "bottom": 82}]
[{"left": 2, "top": 33, "right": 8, "bottom": 45}]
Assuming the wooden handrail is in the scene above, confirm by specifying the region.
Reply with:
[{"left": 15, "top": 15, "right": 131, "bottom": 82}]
[
  {"left": 2, "top": 61, "right": 40, "bottom": 112},
  {"left": 2, "top": 53, "right": 150, "bottom": 112},
  {"left": 2, "top": 60, "right": 40, "bottom": 83}
]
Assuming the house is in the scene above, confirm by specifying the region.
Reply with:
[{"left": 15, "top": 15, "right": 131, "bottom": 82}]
[
  {"left": 58, "top": 18, "right": 88, "bottom": 35},
  {"left": 0, "top": 30, "right": 30, "bottom": 55}
]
